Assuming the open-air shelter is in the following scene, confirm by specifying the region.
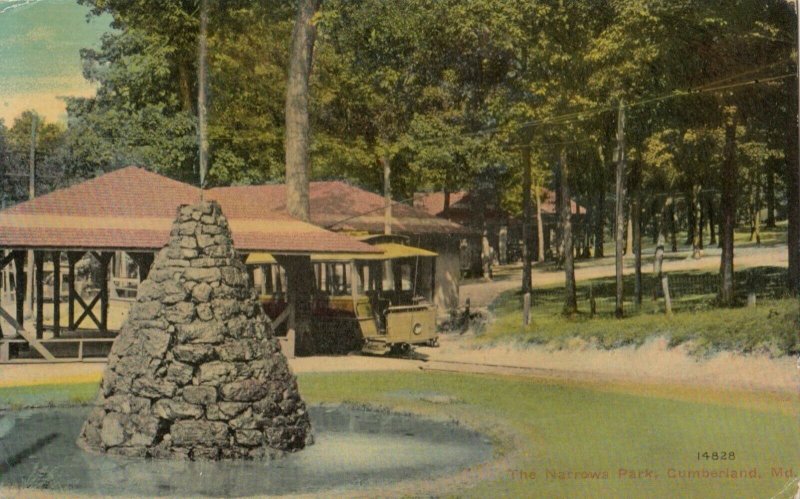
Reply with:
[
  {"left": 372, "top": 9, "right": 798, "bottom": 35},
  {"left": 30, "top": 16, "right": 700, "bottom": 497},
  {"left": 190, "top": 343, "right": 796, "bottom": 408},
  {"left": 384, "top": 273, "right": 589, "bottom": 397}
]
[{"left": 0, "top": 167, "right": 379, "bottom": 361}]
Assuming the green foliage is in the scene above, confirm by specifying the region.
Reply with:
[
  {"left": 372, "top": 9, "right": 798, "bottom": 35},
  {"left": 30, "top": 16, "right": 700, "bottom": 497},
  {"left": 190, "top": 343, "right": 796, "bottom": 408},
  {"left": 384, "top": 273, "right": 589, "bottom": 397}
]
[
  {"left": 0, "top": 110, "right": 70, "bottom": 206},
  {"left": 4, "top": 0, "right": 793, "bottom": 227}
]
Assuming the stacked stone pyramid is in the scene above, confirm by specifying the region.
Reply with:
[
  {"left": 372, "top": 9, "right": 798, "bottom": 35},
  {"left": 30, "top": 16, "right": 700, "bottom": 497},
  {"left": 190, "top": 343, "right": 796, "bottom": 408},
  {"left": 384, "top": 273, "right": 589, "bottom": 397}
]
[{"left": 77, "top": 201, "right": 312, "bottom": 460}]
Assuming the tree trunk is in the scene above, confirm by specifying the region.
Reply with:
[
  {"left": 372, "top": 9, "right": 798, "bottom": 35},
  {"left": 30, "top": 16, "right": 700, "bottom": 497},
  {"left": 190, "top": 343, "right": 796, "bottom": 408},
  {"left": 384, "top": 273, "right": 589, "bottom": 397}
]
[
  {"left": 535, "top": 184, "right": 545, "bottom": 262},
  {"left": 177, "top": 61, "right": 194, "bottom": 114},
  {"left": 766, "top": 167, "right": 776, "bottom": 228},
  {"left": 685, "top": 192, "right": 695, "bottom": 246},
  {"left": 698, "top": 194, "right": 704, "bottom": 250},
  {"left": 691, "top": 184, "right": 702, "bottom": 258},
  {"left": 522, "top": 145, "right": 532, "bottom": 293},
  {"left": 381, "top": 155, "right": 392, "bottom": 235},
  {"left": 560, "top": 149, "right": 577, "bottom": 315},
  {"left": 708, "top": 196, "right": 717, "bottom": 245},
  {"left": 614, "top": 101, "right": 626, "bottom": 318},
  {"left": 749, "top": 181, "right": 761, "bottom": 245},
  {"left": 719, "top": 112, "right": 738, "bottom": 306},
  {"left": 276, "top": 255, "right": 316, "bottom": 355},
  {"left": 553, "top": 161, "right": 564, "bottom": 265},
  {"left": 626, "top": 209, "right": 633, "bottom": 256},
  {"left": 197, "top": 0, "right": 209, "bottom": 187},
  {"left": 582, "top": 203, "right": 592, "bottom": 258},
  {"left": 787, "top": 120, "right": 800, "bottom": 294},
  {"left": 651, "top": 199, "right": 660, "bottom": 244},
  {"left": 632, "top": 161, "right": 642, "bottom": 307},
  {"left": 669, "top": 199, "right": 678, "bottom": 252},
  {"left": 285, "top": 0, "right": 322, "bottom": 222},
  {"left": 594, "top": 145, "right": 607, "bottom": 258}
]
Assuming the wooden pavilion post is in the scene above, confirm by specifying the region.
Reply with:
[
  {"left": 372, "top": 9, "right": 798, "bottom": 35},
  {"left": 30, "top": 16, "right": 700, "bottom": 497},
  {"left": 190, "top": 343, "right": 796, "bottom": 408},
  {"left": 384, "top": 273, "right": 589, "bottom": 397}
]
[
  {"left": 52, "top": 251, "right": 60, "bottom": 337},
  {"left": 34, "top": 251, "right": 44, "bottom": 339},
  {"left": 67, "top": 252, "right": 81, "bottom": 330},
  {"left": 0, "top": 251, "right": 14, "bottom": 337},
  {"left": 430, "top": 257, "right": 436, "bottom": 303},
  {"left": 98, "top": 252, "right": 112, "bottom": 332},
  {"left": 13, "top": 251, "right": 26, "bottom": 328}
]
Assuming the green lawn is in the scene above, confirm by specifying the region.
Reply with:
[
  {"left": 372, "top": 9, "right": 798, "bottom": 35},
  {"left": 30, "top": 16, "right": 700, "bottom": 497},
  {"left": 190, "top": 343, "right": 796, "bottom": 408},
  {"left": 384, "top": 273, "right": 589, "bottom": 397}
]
[
  {"left": 481, "top": 267, "right": 800, "bottom": 358},
  {"left": 1, "top": 372, "right": 799, "bottom": 498},
  {"left": 600, "top": 222, "right": 788, "bottom": 257}
]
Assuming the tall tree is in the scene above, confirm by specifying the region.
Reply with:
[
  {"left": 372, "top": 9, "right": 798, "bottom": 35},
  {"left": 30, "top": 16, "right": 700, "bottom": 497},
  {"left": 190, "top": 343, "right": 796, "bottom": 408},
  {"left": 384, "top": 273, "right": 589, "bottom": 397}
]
[{"left": 285, "top": 0, "right": 322, "bottom": 222}]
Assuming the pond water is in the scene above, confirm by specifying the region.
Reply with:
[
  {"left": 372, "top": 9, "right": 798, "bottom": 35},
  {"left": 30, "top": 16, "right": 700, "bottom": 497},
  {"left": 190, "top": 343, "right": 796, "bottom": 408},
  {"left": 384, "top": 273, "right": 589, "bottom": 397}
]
[{"left": 0, "top": 405, "right": 492, "bottom": 497}]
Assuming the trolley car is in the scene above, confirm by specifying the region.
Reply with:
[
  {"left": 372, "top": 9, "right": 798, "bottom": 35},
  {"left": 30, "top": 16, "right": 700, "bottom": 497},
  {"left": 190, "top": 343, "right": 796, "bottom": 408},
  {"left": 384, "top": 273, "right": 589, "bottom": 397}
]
[{"left": 246, "top": 235, "right": 438, "bottom": 355}]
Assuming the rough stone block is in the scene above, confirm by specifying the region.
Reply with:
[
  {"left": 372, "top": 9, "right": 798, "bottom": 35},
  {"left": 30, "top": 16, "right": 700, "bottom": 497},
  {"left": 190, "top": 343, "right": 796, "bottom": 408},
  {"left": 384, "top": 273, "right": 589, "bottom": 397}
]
[
  {"left": 183, "top": 267, "right": 221, "bottom": 283},
  {"left": 165, "top": 361, "right": 194, "bottom": 385},
  {"left": 171, "top": 420, "right": 229, "bottom": 446},
  {"left": 191, "top": 283, "right": 213, "bottom": 303},
  {"left": 100, "top": 412, "right": 125, "bottom": 447},
  {"left": 182, "top": 385, "right": 217, "bottom": 405},
  {"left": 198, "top": 361, "right": 237, "bottom": 386},
  {"left": 165, "top": 302, "right": 195, "bottom": 324},
  {"left": 211, "top": 299, "right": 238, "bottom": 321},
  {"left": 177, "top": 321, "right": 225, "bottom": 344},
  {"left": 153, "top": 399, "right": 203, "bottom": 420},
  {"left": 220, "top": 379, "right": 269, "bottom": 403},
  {"left": 172, "top": 344, "right": 215, "bottom": 364},
  {"left": 141, "top": 329, "right": 171, "bottom": 358},
  {"left": 130, "top": 301, "right": 162, "bottom": 321},
  {"left": 196, "top": 303, "right": 214, "bottom": 321},
  {"left": 235, "top": 430, "right": 263, "bottom": 447},
  {"left": 132, "top": 376, "right": 177, "bottom": 399}
]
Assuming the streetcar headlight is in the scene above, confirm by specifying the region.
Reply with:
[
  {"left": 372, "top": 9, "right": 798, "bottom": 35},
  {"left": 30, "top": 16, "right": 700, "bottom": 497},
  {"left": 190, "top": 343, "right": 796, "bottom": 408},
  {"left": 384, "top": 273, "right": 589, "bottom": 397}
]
[{"left": 413, "top": 323, "right": 423, "bottom": 335}]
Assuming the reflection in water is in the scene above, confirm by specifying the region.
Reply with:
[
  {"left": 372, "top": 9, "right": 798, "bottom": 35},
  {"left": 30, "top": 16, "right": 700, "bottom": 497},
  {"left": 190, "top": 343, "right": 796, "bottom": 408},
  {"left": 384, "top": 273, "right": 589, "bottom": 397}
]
[{"left": 0, "top": 405, "right": 491, "bottom": 497}]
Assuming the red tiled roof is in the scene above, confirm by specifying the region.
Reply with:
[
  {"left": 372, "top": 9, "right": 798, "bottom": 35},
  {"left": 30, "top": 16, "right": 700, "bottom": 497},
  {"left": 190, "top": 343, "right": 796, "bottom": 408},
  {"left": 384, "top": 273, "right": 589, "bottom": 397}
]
[
  {"left": 415, "top": 189, "right": 582, "bottom": 218},
  {"left": 0, "top": 167, "right": 379, "bottom": 254},
  {"left": 210, "top": 181, "right": 472, "bottom": 235}
]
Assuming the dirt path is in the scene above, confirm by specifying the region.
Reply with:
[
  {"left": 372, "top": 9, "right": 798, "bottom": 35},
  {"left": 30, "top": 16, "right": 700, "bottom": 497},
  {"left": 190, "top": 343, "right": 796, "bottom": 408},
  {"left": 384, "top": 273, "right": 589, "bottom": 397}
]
[{"left": 415, "top": 334, "right": 799, "bottom": 395}]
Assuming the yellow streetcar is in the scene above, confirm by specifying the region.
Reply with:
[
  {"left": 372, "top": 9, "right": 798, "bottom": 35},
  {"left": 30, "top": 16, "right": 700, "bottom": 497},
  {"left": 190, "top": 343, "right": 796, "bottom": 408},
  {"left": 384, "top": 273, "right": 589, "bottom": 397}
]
[{"left": 246, "top": 235, "right": 438, "bottom": 355}]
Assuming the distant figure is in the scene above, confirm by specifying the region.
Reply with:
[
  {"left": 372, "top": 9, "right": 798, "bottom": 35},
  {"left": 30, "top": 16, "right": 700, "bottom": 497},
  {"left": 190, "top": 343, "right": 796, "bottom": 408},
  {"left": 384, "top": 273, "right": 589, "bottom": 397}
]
[
  {"left": 498, "top": 226, "right": 508, "bottom": 265},
  {"left": 481, "top": 231, "right": 493, "bottom": 280},
  {"left": 654, "top": 234, "right": 665, "bottom": 277}
]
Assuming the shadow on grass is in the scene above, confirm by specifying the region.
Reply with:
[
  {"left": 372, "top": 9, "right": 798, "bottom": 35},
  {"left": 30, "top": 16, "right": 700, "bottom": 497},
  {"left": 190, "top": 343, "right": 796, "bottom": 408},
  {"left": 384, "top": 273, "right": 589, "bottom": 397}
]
[{"left": 0, "top": 433, "right": 59, "bottom": 474}]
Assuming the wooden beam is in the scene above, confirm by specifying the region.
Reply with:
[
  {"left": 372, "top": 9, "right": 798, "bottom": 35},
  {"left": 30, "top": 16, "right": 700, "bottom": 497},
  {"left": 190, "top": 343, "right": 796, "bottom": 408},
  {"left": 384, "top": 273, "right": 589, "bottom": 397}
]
[
  {"left": 430, "top": 257, "right": 436, "bottom": 303},
  {"left": 0, "top": 306, "right": 55, "bottom": 361},
  {"left": 74, "top": 292, "right": 102, "bottom": 330},
  {"left": 35, "top": 251, "right": 44, "bottom": 339},
  {"left": 52, "top": 251, "right": 60, "bottom": 337},
  {"left": 13, "top": 251, "right": 26, "bottom": 328},
  {"left": 272, "top": 303, "right": 292, "bottom": 329},
  {"left": 98, "top": 252, "right": 112, "bottom": 332},
  {"left": 0, "top": 251, "right": 14, "bottom": 271},
  {"left": 67, "top": 252, "right": 81, "bottom": 330}
]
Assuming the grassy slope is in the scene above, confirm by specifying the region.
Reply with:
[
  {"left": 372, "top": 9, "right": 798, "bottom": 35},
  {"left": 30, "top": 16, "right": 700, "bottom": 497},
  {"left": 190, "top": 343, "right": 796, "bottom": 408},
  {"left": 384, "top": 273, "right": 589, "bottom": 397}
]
[
  {"left": 2, "top": 372, "right": 798, "bottom": 498},
  {"left": 482, "top": 268, "right": 800, "bottom": 357}
]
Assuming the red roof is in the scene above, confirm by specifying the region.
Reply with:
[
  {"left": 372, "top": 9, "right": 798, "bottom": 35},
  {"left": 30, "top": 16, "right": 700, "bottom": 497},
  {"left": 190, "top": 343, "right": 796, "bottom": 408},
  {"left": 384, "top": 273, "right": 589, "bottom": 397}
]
[
  {"left": 0, "top": 167, "right": 379, "bottom": 254},
  {"left": 415, "top": 190, "right": 582, "bottom": 218},
  {"left": 211, "top": 181, "right": 472, "bottom": 235}
]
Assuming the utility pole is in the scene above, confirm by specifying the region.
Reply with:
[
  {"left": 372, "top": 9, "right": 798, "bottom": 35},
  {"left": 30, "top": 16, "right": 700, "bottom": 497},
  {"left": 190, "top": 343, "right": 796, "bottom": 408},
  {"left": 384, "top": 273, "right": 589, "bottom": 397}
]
[
  {"left": 521, "top": 139, "right": 532, "bottom": 294},
  {"left": 197, "top": 0, "right": 209, "bottom": 189},
  {"left": 614, "top": 99, "right": 627, "bottom": 319},
  {"left": 26, "top": 115, "right": 37, "bottom": 315}
]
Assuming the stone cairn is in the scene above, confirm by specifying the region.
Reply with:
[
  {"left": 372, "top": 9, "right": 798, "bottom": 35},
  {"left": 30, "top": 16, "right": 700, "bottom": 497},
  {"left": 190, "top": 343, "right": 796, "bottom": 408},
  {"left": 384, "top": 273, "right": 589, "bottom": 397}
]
[{"left": 77, "top": 201, "right": 312, "bottom": 460}]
